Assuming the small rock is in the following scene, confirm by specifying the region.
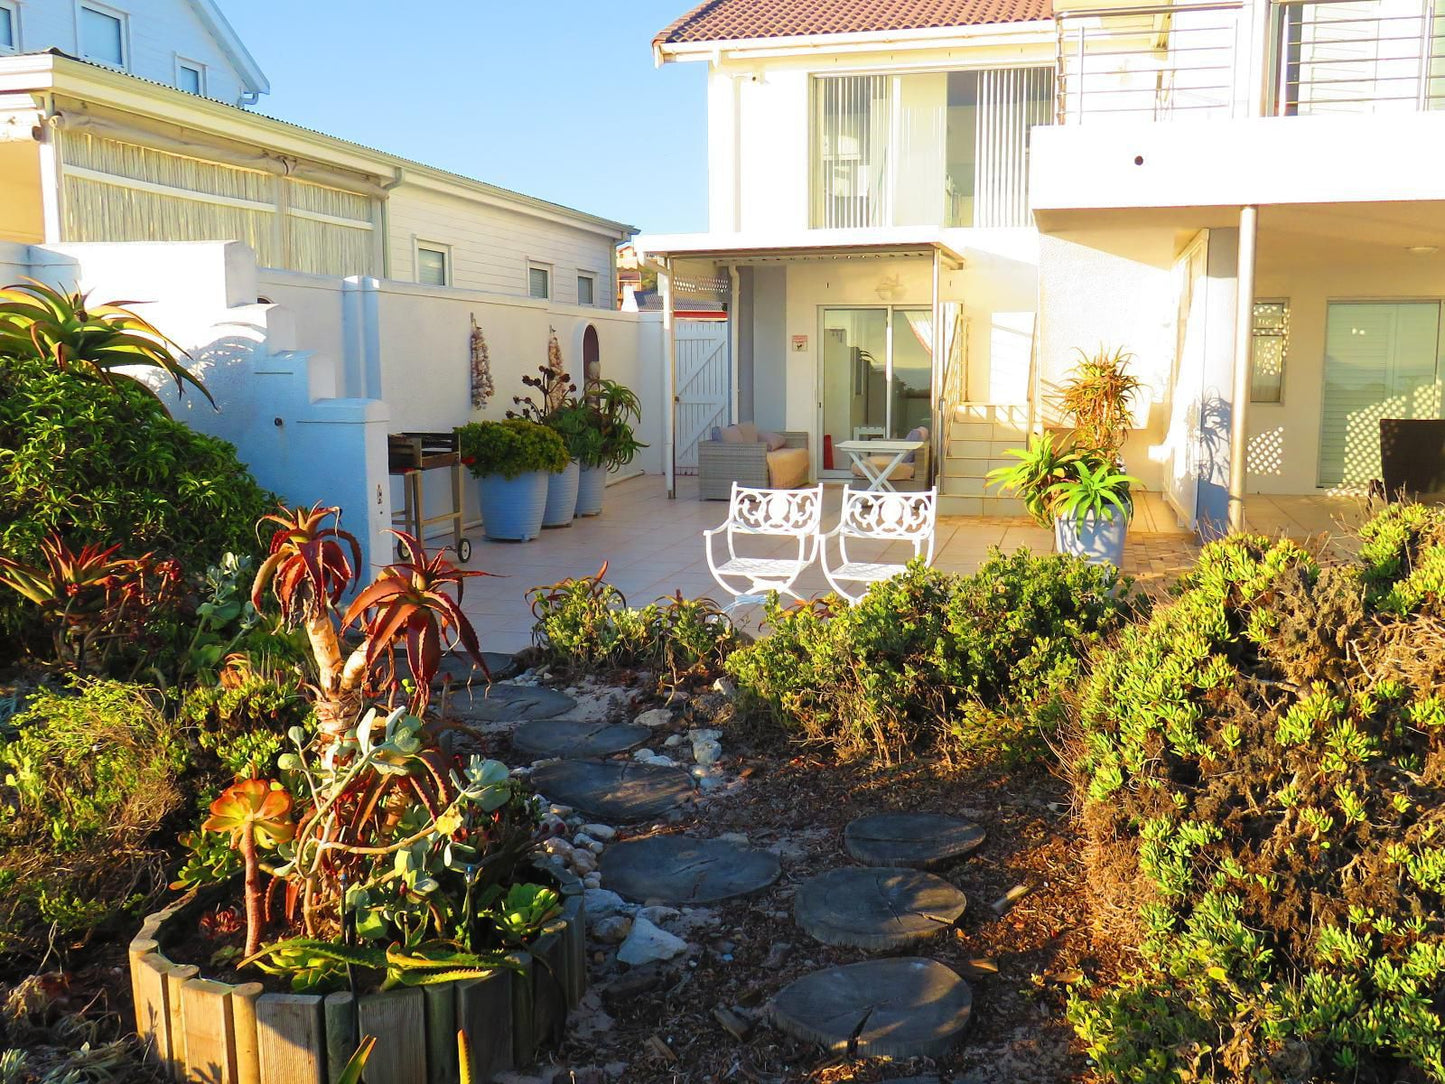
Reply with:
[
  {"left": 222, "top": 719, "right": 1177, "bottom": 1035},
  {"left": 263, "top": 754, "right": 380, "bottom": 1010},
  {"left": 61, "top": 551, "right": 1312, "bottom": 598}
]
[
  {"left": 549, "top": 804, "right": 574, "bottom": 818},
  {"left": 712, "top": 677, "right": 736, "bottom": 698},
  {"left": 717, "top": 832, "right": 749, "bottom": 845},
  {"left": 686, "top": 728, "right": 722, "bottom": 744},
  {"left": 592, "top": 915, "right": 633, "bottom": 944},
  {"left": 764, "top": 942, "right": 792, "bottom": 968},
  {"left": 635, "top": 709, "right": 673, "bottom": 728},
  {"left": 573, "top": 833, "right": 605, "bottom": 854},
  {"left": 692, "top": 739, "right": 723, "bottom": 766},
  {"left": 583, "top": 872, "right": 602, "bottom": 889},
  {"left": 632, "top": 748, "right": 657, "bottom": 761},
  {"left": 642, "top": 755, "right": 679, "bottom": 768},
  {"left": 618, "top": 916, "right": 689, "bottom": 966},
  {"left": 637, "top": 905, "right": 681, "bottom": 927},
  {"left": 662, "top": 734, "right": 685, "bottom": 748},
  {"left": 580, "top": 823, "right": 616, "bottom": 841},
  {"left": 572, "top": 850, "right": 598, "bottom": 876},
  {"left": 543, "top": 838, "right": 576, "bottom": 861},
  {"left": 583, "top": 888, "right": 629, "bottom": 918}
]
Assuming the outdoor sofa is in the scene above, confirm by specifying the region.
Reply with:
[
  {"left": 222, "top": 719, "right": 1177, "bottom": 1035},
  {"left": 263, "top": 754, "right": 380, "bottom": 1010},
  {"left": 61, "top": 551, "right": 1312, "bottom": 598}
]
[{"left": 698, "top": 423, "right": 810, "bottom": 500}]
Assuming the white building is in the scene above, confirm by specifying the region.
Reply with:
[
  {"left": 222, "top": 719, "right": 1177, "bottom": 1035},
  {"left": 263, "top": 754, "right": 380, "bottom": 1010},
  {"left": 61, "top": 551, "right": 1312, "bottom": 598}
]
[{"left": 639, "top": 0, "right": 1445, "bottom": 533}]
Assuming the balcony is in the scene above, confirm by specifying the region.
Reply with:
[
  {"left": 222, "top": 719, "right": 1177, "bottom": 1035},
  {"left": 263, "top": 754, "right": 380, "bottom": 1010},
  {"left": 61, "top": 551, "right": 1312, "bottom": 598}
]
[{"left": 1055, "top": 0, "right": 1445, "bottom": 123}]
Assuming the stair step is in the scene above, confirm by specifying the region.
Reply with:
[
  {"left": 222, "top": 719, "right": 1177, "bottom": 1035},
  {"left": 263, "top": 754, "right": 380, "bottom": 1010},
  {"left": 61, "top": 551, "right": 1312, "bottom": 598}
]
[
  {"left": 953, "top": 403, "right": 1030, "bottom": 427},
  {"left": 937, "top": 494, "right": 1032, "bottom": 518},
  {"left": 947, "top": 439, "right": 1026, "bottom": 460}
]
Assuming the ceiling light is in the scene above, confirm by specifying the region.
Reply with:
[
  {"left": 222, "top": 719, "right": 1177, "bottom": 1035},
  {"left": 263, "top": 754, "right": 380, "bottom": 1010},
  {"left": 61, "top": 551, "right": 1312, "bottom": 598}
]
[{"left": 1407, "top": 245, "right": 1439, "bottom": 256}]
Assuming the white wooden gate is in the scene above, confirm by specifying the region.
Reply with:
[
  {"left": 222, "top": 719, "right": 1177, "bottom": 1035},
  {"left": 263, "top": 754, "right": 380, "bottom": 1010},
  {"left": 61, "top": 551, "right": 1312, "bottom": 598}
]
[{"left": 673, "top": 320, "right": 731, "bottom": 474}]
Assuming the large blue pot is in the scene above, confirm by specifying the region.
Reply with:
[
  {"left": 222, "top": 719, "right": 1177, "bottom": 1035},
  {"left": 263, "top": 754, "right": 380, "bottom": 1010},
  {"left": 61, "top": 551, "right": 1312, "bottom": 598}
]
[
  {"left": 575, "top": 465, "right": 607, "bottom": 517},
  {"left": 477, "top": 471, "right": 549, "bottom": 541},
  {"left": 1054, "top": 510, "right": 1128, "bottom": 567},
  {"left": 542, "top": 460, "right": 581, "bottom": 528}
]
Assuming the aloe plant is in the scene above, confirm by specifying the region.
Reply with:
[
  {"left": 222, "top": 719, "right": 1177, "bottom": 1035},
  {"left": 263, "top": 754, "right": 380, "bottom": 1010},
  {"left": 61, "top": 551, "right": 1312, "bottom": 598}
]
[
  {"left": 202, "top": 779, "right": 295, "bottom": 956},
  {"left": 241, "top": 936, "right": 520, "bottom": 993},
  {"left": 985, "top": 432, "right": 1081, "bottom": 528},
  {"left": 1048, "top": 456, "right": 1141, "bottom": 524}
]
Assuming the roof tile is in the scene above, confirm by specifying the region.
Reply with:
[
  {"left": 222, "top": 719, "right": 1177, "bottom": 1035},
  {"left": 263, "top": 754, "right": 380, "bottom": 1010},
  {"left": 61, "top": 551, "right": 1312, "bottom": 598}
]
[{"left": 655, "top": 0, "right": 1052, "bottom": 46}]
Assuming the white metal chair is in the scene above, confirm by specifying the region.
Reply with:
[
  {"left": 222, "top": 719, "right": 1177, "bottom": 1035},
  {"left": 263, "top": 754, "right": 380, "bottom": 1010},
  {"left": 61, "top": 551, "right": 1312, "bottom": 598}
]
[
  {"left": 821, "top": 488, "right": 938, "bottom": 604},
  {"left": 703, "top": 482, "right": 826, "bottom": 608}
]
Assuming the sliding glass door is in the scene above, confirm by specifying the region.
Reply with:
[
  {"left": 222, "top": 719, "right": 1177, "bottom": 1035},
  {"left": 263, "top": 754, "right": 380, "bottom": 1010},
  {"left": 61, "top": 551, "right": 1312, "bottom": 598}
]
[
  {"left": 1319, "top": 301, "right": 1444, "bottom": 487},
  {"left": 821, "top": 307, "right": 934, "bottom": 475}
]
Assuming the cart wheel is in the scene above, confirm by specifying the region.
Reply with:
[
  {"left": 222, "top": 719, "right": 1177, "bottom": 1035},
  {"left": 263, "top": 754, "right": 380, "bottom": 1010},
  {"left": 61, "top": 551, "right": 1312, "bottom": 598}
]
[
  {"left": 396, "top": 540, "right": 408, "bottom": 562},
  {"left": 457, "top": 538, "right": 473, "bottom": 563}
]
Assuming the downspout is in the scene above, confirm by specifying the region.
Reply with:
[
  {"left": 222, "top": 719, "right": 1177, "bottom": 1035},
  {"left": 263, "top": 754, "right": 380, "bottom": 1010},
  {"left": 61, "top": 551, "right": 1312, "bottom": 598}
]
[
  {"left": 379, "top": 167, "right": 405, "bottom": 281},
  {"left": 727, "top": 263, "right": 741, "bottom": 424}
]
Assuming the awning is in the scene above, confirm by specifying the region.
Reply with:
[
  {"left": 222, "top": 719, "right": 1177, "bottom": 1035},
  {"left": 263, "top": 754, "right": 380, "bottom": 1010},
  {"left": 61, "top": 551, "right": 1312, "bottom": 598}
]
[{"left": 634, "top": 227, "right": 966, "bottom": 267}]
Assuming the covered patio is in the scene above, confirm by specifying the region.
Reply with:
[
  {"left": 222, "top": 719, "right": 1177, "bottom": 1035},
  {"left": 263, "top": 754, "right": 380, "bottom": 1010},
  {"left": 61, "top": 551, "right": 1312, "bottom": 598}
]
[{"left": 457, "top": 476, "right": 1214, "bottom": 653}]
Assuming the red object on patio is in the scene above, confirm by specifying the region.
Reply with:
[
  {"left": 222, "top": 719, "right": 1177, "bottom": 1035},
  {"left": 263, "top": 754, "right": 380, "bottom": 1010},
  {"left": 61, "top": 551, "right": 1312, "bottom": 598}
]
[{"left": 823, "top": 434, "right": 834, "bottom": 471}]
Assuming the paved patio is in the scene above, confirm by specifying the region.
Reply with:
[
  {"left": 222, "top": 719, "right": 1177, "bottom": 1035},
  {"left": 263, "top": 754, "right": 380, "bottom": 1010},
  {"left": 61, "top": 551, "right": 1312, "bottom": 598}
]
[{"left": 456, "top": 476, "right": 1202, "bottom": 654}]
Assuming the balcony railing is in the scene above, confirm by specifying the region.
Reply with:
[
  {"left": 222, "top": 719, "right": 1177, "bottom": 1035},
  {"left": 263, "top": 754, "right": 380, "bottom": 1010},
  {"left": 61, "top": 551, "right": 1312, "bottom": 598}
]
[{"left": 1055, "top": 0, "right": 1445, "bottom": 123}]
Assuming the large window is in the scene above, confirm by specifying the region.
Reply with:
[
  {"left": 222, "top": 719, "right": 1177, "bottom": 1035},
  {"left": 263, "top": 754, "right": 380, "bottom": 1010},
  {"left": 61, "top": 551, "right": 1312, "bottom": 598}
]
[
  {"left": 812, "top": 68, "right": 1053, "bottom": 230},
  {"left": 80, "top": 4, "right": 126, "bottom": 68},
  {"left": 417, "top": 243, "right": 449, "bottom": 287}
]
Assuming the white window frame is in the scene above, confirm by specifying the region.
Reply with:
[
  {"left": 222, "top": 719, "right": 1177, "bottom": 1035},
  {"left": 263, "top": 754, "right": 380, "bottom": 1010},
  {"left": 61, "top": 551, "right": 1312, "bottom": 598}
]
[
  {"left": 0, "top": 2, "right": 21, "bottom": 55},
  {"left": 576, "top": 270, "right": 598, "bottom": 307},
  {"left": 414, "top": 240, "right": 451, "bottom": 288},
  {"left": 528, "top": 260, "right": 552, "bottom": 301},
  {"left": 174, "top": 55, "right": 206, "bottom": 96},
  {"left": 77, "top": 1, "right": 129, "bottom": 70}
]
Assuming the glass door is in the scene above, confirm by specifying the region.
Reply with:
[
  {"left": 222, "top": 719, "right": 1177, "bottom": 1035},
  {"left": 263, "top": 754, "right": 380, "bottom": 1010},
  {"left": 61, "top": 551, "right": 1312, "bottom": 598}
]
[
  {"left": 1319, "top": 301, "right": 1444, "bottom": 487},
  {"left": 820, "top": 307, "right": 934, "bottom": 477}
]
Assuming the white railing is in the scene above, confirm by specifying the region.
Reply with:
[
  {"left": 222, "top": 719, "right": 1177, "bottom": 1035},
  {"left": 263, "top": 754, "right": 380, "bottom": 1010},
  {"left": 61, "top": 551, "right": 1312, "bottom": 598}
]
[{"left": 1055, "top": 0, "right": 1445, "bottom": 123}]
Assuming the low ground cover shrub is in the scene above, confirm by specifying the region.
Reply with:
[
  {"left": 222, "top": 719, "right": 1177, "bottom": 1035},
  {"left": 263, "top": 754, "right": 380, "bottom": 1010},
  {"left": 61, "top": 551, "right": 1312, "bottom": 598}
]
[
  {"left": 727, "top": 550, "right": 1134, "bottom": 761},
  {"left": 0, "top": 678, "right": 188, "bottom": 958},
  {"left": 526, "top": 564, "right": 738, "bottom": 685},
  {"left": 1072, "top": 505, "right": 1445, "bottom": 1083}
]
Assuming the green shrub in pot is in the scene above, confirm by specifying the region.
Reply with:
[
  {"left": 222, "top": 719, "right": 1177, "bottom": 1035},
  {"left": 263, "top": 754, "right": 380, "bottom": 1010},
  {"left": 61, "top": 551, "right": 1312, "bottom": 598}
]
[
  {"left": 458, "top": 420, "right": 567, "bottom": 541},
  {"left": 576, "top": 380, "right": 647, "bottom": 516}
]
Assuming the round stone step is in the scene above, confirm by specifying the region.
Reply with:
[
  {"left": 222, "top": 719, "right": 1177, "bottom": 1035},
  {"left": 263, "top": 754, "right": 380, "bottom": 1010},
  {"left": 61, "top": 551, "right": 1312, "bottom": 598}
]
[
  {"left": 513, "top": 720, "right": 651, "bottom": 760},
  {"left": 793, "top": 867, "right": 966, "bottom": 950},
  {"left": 532, "top": 759, "right": 694, "bottom": 823},
  {"left": 770, "top": 958, "right": 972, "bottom": 1058},
  {"left": 447, "top": 683, "right": 576, "bottom": 723},
  {"left": 601, "top": 836, "right": 781, "bottom": 905},
  {"left": 843, "top": 813, "right": 986, "bottom": 869},
  {"left": 426, "top": 650, "right": 520, "bottom": 684}
]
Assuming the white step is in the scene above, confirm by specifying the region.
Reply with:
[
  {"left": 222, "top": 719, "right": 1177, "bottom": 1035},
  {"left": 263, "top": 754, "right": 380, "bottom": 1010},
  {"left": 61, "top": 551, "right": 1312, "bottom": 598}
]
[
  {"left": 953, "top": 403, "right": 1030, "bottom": 428},
  {"left": 937, "top": 494, "right": 1031, "bottom": 518},
  {"left": 947, "top": 438, "right": 1025, "bottom": 460}
]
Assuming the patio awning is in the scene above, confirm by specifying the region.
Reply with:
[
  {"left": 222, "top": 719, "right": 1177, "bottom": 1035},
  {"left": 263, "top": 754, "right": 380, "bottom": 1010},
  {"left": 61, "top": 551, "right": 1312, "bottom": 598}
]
[{"left": 634, "top": 227, "right": 966, "bottom": 268}]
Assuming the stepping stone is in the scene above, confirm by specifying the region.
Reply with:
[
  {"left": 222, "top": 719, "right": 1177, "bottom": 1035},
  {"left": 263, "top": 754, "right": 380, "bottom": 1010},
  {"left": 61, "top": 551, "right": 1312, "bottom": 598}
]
[
  {"left": 532, "top": 759, "right": 694, "bottom": 823},
  {"left": 793, "top": 867, "right": 966, "bottom": 950},
  {"left": 601, "top": 836, "right": 781, "bottom": 905},
  {"left": 513, "top": 720, "right": 650, "bottom": 760},
  {"left": 843, "top": 813, "right": 986, "bottom": 870},
  {"left": 429, "top": 650, "right": 520, "bottom": 685},
  {"left": 770, "top": 958, "right": 972, "bottom": 1058},
  {"left": 447, "top": 683, "right": 575, "bottom": 723}
]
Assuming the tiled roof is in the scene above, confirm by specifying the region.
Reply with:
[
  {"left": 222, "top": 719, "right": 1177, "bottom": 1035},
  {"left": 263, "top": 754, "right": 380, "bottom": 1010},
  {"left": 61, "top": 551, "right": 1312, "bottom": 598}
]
[{"left": 655, "top": 0, "right": 1053, "bottom": 46}]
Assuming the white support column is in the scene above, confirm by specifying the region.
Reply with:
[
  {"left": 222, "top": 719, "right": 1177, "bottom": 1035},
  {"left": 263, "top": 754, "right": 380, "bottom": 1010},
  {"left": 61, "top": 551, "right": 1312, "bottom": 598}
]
[
  {"left": 38, "top": 105, "right": 65, "bottom": 244},
  {"left": 1228, "top": 205, "right": 1259, "bottom": 534},
  {"left": 727, "top": 263, "right": 741, "bottom": 425},
  {"left": 662, "top": 259, "right": 677, "bottom": 499}
]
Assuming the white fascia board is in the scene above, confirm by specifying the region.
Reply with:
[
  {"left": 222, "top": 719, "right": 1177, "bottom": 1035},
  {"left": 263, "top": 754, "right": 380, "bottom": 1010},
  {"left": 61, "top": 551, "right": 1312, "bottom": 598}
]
[
  {"left": 635, "top": 226, "right": 965, "bottom": 263},
  {"left": 187, "top": 0, "right": 270, "bottom": 95},
  {"left": 657, "top": 20, "right": 1055, "bottom": 64},
  {"left": 0, "top": 55, "right": 635, "bottom": 238}
]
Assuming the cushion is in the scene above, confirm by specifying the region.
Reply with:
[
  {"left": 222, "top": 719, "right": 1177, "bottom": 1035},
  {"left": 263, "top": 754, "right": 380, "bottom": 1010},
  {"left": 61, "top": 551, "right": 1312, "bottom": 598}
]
[
  {"left": 766, "top": 447, "right": 810, "bottom": 489},
  {"left": 718, "top": 425, "right": 749, "bottom": 444},
  {"left": 852, "top": 457, "right": 916, "bottom": 481},
  {"left": 737, "top": 421, "right": 760, "bottom": 443},
  {"left": 709, "top": 426, "right": 723, "bottom": 443},
  {"left": 759, "top": 430, "right": 788, "bottom": 451},
  {"left": 903, "top": 426, "right": 929, "bottom": 463}
]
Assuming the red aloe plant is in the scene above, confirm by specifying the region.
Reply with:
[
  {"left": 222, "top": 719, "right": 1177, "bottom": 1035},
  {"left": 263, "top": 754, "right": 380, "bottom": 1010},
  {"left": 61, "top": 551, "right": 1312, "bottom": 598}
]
[{"left": 202, "top": 779, "right": 295, "bottom": 956}]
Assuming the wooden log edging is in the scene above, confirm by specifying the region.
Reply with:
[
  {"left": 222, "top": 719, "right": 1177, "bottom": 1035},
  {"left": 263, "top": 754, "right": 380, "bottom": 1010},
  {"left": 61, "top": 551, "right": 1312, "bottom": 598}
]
[{"left": 129, "top": 861, "right": 586, "bottom": 1084}]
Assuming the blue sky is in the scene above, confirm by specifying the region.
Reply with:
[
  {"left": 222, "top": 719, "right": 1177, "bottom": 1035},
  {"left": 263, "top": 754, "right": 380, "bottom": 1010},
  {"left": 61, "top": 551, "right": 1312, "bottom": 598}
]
[{"left": 221, "top": 2, "right": 708, "bottom": 233}]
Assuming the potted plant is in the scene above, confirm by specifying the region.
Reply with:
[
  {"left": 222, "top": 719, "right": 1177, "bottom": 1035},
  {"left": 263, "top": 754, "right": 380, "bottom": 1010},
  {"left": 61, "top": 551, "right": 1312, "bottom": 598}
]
[
  {"left": 458, "top": 418, "right": 567, "bottom": 541},
  {"left": 577, "top": 379, "right": 646, "bottom": 517},
  {"left": 547, "top": 399, "right": 606, "bottom": 525},
  {"left": 510, "top": 330, "right": 580, "bottom": 528}
]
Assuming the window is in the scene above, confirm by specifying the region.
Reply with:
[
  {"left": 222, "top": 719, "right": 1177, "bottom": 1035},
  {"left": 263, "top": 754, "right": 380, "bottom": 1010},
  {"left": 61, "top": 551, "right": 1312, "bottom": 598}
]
[
  {"left": 576, "top": 272, "right": 596, "bottom": 307},
  {"left": 528, "top": 263, "right": 551, "bottom": 300},
  {"left": 80, "top": 4, "right": 126, "bottom": 68},
  {"left": 812, "top": 68, "right": 1053, "bottom": 229},
  {"left": 176, "top": 59, "right": 204, "bottom": 95},
  {"left": 416, "top": 244, "right": 449, "bottom": 287},
  {"left": 1250, "top": 300, "right": 1289, "bottom": 403},
  {"left": 0, "top": 4, "right": 17, "bottom": 53}
]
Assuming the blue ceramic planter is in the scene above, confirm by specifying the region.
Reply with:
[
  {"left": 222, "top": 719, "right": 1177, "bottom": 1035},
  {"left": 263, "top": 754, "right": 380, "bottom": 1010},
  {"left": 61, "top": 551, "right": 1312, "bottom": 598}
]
[
  {"left": 543, "top": 461, "right": 581, "bottom": 528},
  {"left": 575, "top": 465, "right": 607, "bottom": 517},
  {"left": 1054, "top": 510, "right": 1128, "bottom": 567},
  {"left": 478, "top": 471, "right": 549, "bottom": 541}
]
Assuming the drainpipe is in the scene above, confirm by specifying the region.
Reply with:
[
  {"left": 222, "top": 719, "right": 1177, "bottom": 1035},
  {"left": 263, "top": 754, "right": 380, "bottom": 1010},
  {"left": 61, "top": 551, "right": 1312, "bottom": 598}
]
[
  {"left": 727, "top": 263, "right": 741, "bottom": 424},
  {"left": 378, "top": 167, "right": 405, "bottom": 280},
  {"left": 656, "top": 256, "right": 677, "bottom": 500},
  {"left": 1228, "top": 205, "right": 1259, "bottom": 534}
]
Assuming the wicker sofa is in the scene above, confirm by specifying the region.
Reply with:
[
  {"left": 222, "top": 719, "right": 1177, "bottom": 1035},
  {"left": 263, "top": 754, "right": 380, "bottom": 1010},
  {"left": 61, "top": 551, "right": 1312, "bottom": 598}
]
[{"left": 698, "top": 426, "right": 811, "bottom": 500}]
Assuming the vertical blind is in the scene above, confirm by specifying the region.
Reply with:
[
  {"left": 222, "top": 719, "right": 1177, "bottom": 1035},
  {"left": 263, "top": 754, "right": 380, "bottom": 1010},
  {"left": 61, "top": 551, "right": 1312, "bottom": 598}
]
[{"left": 812, "top": 68, "right": 1053, "bottom": 230}]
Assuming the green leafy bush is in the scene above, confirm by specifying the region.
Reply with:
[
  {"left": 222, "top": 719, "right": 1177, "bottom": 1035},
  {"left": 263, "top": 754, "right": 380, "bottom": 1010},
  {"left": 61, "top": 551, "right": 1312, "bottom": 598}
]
[
  {"left": 1071, "top": 511, "right": 1445, "bottom": 1083},
  {"left": 0, "top": 679, "right": 189, "bottom": 956},
  {"left": 458, "top": 418, "right": 568, "bottom": 479},
  {"left": 726, "top": 551, "right": 1133, "bottom": 761}
]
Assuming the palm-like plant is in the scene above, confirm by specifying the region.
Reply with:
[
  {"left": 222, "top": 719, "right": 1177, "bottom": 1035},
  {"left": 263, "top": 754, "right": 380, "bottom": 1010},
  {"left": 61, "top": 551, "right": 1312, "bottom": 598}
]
[
  {"left": 1048, "top": 456, "right": 1141, "bottom": 524},
  {"left": 0, "top": 279, "right": 213, "bottom": 404},
  {"left": 1053, "top": 346, "right": 1143, "bottom": 458},
  {"left": 986, "top": 433, "right": 1081, "bottom": 528}
]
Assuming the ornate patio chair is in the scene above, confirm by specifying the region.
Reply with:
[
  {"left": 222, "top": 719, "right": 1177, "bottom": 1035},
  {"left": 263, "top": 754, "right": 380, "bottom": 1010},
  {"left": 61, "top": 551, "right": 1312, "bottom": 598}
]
[
  {"left": 821, "top": 488, "right": 937, "bottom": 604},
  {"left": 703, "top": 482, "right": 826, "bottom": 608}
]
